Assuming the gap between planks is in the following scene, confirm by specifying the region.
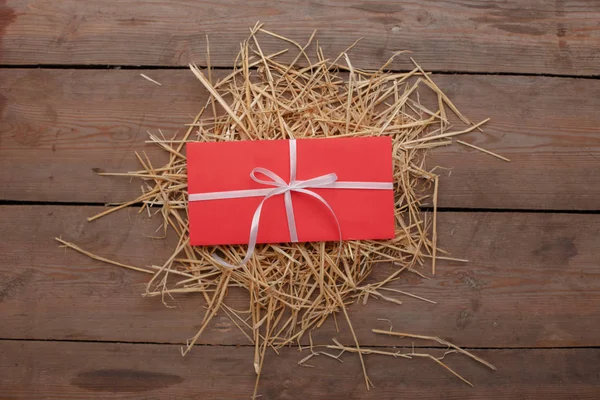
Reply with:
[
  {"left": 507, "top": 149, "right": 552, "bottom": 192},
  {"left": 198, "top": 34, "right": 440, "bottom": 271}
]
[{"left": 1, "top": 64, "right": 600, "bottom": 80}]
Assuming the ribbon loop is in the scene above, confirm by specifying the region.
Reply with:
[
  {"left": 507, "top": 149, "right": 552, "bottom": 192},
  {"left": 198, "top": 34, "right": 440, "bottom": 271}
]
[{"left": 250, "top": 167, "right": 288, "bottom": 187}]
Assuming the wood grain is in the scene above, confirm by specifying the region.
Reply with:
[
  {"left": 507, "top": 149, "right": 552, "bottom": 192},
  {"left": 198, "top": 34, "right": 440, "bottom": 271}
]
[
  {"left": 1, "top": 1, "right": 600, "bottom": 75},
  {"left": 1, "top": 340, "right": 599, "bottom": 399},
  {"left": 1, "top": 206, "right": 598, "bottom": 348},
  {"left": 1, "top": 69, "right": 599, "bottom": 209}
]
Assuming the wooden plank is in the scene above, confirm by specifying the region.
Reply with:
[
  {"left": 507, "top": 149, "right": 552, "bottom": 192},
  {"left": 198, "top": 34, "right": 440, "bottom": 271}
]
[
  {"left": 1, "top": 340, "right": 599, "bottom": 399},
  {"left": 2, "top": 1, "right": 600, "bottom": 75},
  {"left": 2, "top": 206, "right": 599, "bottom": 348},
  {"left": 1, "top": 69, "right": 600, "bottom": 210}
]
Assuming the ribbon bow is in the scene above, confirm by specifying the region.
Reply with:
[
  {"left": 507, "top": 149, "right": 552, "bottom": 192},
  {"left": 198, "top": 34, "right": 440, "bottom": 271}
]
[{"left": 189, "top": 140, "right": 393, "bottom": 268}]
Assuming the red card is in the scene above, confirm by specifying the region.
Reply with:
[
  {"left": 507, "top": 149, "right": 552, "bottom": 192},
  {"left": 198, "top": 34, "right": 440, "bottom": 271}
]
[{"left": 187, "top": 137, "right": 395, "bottom": 246}]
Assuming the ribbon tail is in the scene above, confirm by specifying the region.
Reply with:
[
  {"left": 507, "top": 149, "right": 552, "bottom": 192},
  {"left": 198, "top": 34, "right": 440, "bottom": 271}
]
[
  {"left": 294, "top": 188, "right": 343, "bottom": 249},
  {"left": 284, "top": 191, "right": 299, "bottom": 242},
  {"left": 212, "top": 191, "right": 278, "bottom": 269}
]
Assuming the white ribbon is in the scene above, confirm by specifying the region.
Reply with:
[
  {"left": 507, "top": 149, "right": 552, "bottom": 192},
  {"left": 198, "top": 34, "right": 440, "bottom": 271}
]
[{"left": 189, "top": 140, "right": 393, "bottom": 268}]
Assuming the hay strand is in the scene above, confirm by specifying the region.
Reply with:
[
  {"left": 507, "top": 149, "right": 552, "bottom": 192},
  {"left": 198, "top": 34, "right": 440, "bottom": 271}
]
[
  {"left": 140, "top": 73, "right": 162, "bottom": 86},
  {"left": 456, "top": 139, "right": 511, "bottom": 162}
]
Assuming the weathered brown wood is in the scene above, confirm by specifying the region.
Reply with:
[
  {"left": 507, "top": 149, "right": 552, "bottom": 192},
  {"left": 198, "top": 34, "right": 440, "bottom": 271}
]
[
  {"left": 1, "top": 1, "right": 600, "bottom": 75},
  {"left": 1, "top": 206, "right": 598, "bottom": 348},
  {"left": 1, "top": 69, "right": 599, "bottom": 209},
  {"left": 1, "top": 340, "right": 599, "bottom": 399}
]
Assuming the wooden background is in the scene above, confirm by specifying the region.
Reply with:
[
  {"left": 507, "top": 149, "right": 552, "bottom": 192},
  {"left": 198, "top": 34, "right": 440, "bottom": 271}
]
[{"left": 1, "top": 1, "right": 600, "bottom": 398}]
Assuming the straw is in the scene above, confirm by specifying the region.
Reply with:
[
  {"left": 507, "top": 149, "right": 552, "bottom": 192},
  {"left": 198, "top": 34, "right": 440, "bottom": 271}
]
[
  {"left": 57, "top": 26, "right": 499, "bottom": 397},
  {"left": 456, "top": 139, "right": 511, "bottom": 162},
  {"left": 140, "top": 73, "right": 162, "bottom": 86},
  {"left": 55, "top": 237, "right": 154, "bottom": 274}
]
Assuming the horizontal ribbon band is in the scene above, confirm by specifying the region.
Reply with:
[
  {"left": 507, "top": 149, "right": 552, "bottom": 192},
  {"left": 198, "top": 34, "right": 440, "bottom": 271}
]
[
  {"left": 189, "top": 139, "right": 393, "bottom": 268},
  {"left": 188, "top": 181, "right": 393, "bottom": 202}
]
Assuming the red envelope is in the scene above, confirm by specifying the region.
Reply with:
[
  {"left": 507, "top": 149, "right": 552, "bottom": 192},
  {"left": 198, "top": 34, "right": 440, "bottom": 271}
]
[{"left": 187, "top": 137, "right": 395, "bottom": 246}]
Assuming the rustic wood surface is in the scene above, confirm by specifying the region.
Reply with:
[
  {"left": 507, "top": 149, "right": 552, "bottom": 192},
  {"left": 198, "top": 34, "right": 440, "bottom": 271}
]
[
  {"left": 1, "top": 206, "right": 598, "bottom": 348},
  {"left": 2, "top": 69, "right": 599, "bottom": 209},
  {"left": 1, "top": 0, "right": 600, "bottom": 398},
  {"left": 2, "top": 341, "right": 599, "bottom": 400},
  {"left": 1, "top": 1, "right": 600, "bottom": 75}
]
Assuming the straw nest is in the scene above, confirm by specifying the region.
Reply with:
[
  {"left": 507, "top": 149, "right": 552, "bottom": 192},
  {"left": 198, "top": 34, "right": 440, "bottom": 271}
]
[{"left": 57, "top": 23, "right": 500, "bottom": 397}]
